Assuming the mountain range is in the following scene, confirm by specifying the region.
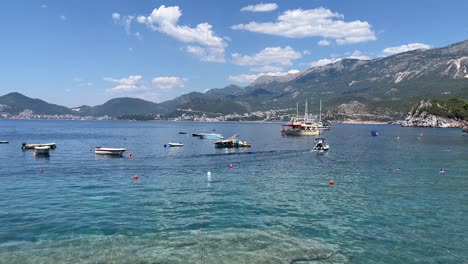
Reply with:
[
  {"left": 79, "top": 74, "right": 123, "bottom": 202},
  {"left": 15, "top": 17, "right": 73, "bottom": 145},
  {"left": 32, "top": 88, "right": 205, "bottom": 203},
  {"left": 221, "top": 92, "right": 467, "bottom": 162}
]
[{"left": 1, "top": 39, "right": 468, "bottom": 120}]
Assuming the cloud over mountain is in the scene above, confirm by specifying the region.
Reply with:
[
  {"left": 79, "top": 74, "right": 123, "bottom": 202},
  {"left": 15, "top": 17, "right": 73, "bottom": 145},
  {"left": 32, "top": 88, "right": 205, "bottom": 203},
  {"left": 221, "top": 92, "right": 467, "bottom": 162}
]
[{"left": 232, "top": 7, "right": 376, "bottom": 45}]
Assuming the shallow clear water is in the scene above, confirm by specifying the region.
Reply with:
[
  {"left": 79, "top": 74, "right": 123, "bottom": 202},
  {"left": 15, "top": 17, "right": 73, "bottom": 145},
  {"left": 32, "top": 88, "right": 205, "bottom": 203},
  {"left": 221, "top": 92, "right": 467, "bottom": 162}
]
[{"left": 0, "top": 120, "right": 467, "bottom": 263}]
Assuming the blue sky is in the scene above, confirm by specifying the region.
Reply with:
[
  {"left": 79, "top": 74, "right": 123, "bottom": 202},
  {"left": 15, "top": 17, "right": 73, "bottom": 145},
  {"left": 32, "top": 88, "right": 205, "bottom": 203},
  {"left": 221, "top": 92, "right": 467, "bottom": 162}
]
[{"left": 1, "top": 0, "right": 467, "bottom": 107}]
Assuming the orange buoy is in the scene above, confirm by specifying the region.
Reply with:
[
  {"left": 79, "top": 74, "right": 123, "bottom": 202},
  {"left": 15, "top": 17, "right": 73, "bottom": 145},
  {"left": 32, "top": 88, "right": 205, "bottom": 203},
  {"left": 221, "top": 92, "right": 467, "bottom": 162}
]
[
  {"left": 229, "top": 163, "right": 233, "bottom": 169},
  {"left": 134, "top": 174, "right": 139, "bottom": 180}
]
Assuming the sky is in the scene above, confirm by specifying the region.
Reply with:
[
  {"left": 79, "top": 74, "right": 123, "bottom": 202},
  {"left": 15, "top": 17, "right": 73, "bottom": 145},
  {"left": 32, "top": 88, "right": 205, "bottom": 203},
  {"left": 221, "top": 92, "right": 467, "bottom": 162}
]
[{"left": 0, "top": 0, "right": 467, "bottom": 107}]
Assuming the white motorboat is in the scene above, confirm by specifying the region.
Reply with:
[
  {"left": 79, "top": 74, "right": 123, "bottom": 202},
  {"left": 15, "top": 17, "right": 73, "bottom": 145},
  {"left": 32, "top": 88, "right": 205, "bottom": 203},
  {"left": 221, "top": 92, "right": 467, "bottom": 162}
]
[
  {"left": 22, "top": 142, "right": 56, "bottom": 150},
  {"left": 313, "top": 138, "right": 330, "bottom": 151},
  {"left": 168, "top": 142, "right": 184, "bottom": 147},
  {"left": 94, "top": 147, "right": 126, "bottom": 155},
  {"left": 34, "top": 145, "right": 51, "bottom": 155},
  {"left": 199, "top": 133, "right": 224, "bottom": 139}
]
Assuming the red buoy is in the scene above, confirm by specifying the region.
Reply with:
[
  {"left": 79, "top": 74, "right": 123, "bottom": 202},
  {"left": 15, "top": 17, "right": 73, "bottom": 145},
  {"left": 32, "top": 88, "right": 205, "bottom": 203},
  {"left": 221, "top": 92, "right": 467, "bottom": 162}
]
[
  {"left": 229, "top": 164, "right": 233, "bottom": 169},
  {"left": 134, "top": 174, "right": 139, "bottom": 180},
  {"left": 329, "top": 179, "right": 334, "bottom": 185},
  {"left": 128, "top": 153, "right": 132, "bottom": 158}
]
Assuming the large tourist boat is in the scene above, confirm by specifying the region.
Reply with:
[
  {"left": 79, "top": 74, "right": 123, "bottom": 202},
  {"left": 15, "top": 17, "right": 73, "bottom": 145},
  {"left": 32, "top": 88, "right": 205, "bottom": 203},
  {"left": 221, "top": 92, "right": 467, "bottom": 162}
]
[{"left": 281, "top": 101, "right": 320, "bottom": 136}]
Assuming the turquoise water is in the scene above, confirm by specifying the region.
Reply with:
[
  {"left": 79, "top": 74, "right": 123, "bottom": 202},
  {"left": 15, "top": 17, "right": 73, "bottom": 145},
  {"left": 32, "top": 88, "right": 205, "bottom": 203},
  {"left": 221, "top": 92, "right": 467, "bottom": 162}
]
[{"left": 0, "top": 120, "right": 467, "bottom": 263}]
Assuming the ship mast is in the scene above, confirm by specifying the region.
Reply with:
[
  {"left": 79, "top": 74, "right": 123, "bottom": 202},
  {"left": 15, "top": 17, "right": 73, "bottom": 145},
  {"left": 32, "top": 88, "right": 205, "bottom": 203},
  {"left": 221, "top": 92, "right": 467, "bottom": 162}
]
[
  {"left": 319, "top": 100, "right": 322, "bottom": 122},
  {"left": 296, "top": 102, "right": 299, "bottom": 118},
  {"left": 304, "top": 100, "right": 308, "bottom": 120}
]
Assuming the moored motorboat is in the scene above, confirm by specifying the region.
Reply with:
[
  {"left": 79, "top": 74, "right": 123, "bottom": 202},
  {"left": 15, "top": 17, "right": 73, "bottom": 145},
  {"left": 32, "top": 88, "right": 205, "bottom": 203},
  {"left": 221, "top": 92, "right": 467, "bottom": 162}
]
[
  {"left": 313, "top": 138, "right": 329, "bottom": 151},
  {"left": 199, "top": 133, "right": 224, "bottom": 140},
  {"left": 34, "top": 145, "right": 51, "bottom": 155},
  {"left": 22, "top": 142, "right": 56, "bottom": 150},
  {"left": 94, "top": 147, "right": 126, "bottom": 155},
  {"left": 179, "top": 132, "right": 187, "bottom": 134},
  {"left": 168, "top": 142, "right": 184, "bottom": 147},
  {"left": 0, "top": 141, "right": 9, "bottom": 144},
  {"left": 370, "top": 130, "right": 379, "bottom": 136}
]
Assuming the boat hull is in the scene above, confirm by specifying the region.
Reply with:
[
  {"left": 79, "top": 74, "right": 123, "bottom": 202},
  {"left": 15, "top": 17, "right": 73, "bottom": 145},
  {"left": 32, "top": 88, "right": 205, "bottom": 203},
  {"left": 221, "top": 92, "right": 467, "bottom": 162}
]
[
  {"left": 214, "top": 140, "right": 250, "bottom": 148},
  {"left": 94, "top": 148, "right": 126, "bottom": 155},
  {"left": 282, "top": 129, "right": 320, "bottom": 136},
  {"left": 200, "top": 133, "right": 224, "bottom": 139},
  {"left": 34, "top": 146, "right": 50, "bottom": 155},
  {"left": 168, "top": 143, "right": 183, "bottom": 147},
  {"left": 23, "top": 143, "right": 56, "bottom": 149}
]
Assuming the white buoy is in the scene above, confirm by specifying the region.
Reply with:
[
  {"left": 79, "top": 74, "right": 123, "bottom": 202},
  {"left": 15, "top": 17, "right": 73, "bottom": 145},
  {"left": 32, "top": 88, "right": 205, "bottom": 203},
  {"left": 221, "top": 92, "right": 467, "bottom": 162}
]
[{"left": 207, "top": 171, "right": 211, "bottom": 176}]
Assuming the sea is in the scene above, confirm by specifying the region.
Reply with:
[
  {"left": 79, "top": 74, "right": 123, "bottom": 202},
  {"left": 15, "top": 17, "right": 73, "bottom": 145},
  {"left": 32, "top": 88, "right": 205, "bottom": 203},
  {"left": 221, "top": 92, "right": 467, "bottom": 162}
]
[{"left": 0, "top": 120, "right": 466, "bottom": 264}]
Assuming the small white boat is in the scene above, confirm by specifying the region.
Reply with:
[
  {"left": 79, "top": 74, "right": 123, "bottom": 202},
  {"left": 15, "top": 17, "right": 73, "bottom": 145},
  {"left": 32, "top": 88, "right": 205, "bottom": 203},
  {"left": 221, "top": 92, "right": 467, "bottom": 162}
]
[
  {"left": 94, "top": 147, "right": 126, "bottom": 155},
  {"left": 34, "top": 145, "right": 51, "bottom": 155},
  {"left": 199, "top": 133, "right": 224, "bottom": 140},
  {"left": 313, "top": 138, "right": 330, "bottom": 151},
  {"left": 0, "top": 141, "right": 9, "bottom": 144},
  {"left": 168, "top": 142, "right": 184, "bottom": 147},
  {"left": 22, "top": 142, "right": 56, "bottom": 150}
]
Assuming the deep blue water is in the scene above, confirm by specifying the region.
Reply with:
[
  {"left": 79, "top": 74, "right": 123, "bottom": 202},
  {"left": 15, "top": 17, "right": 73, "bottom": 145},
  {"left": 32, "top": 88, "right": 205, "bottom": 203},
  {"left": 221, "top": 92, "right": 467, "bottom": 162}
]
[{"left": 0, "top": 120, "right": 467, "bottom": 263}]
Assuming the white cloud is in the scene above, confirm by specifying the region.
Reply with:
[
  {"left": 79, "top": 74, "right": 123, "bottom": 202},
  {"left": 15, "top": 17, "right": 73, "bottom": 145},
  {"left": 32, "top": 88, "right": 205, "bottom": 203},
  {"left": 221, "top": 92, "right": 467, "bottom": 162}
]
[
  {"left": 59, "top": 15, "right": 66, "bottom": 21},
  {"left": 41, "top": 4, "right": 47, "bottom": 9},
  {"left": 382, "top": 43, "right": 431, "bottom": 55},
  {"left": 241, "top": 3, "right": 278, "bottom": 12},
  {"left": 309, "top": 50, "right": 370, "bottom": 68},
  {"left": 112, "top": 13, "right": 121, "bottom": 21},
  {"left": 128, "top": 47, "right": 133, "bottom": 52},
  {"left": 231, "top": 46, "right": 302, "bottom": 72},
  {"left": 309, "top": 58, "right": 342, "bottom": 67},
  {"left": 185, "top": 45, "right": 225, "bottom": 62},
  {"left": 151, "top": 76, "right": 186, "bottom": 89},
  {"left": 72, "top": 77, "right": 93, "bottom": 87},
  {"left": 135, "top": 5, "right": 227, "bottom": 62},
  {"left": 251, "top": 65, "right": 284, "bottom": 72},
  {"left": 232, "top": 7, "right": 376, "bottom": 45},
  {"left": 229, "top": 69, "right": 299, "bottom": 83},
  {"left": 347, "top": 50, "right": 370, "bottom": 60},
  {"left": 318, "top": 39, "right": 331, "bottom": 46},
  {"left": 104, "top": 75, "right": 145, "bottom": 92}
]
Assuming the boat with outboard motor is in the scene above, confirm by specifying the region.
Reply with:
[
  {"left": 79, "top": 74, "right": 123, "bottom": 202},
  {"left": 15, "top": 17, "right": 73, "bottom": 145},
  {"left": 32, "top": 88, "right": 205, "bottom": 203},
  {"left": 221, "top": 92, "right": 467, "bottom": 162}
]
[
  {"left": 313, "top": 138, "right": 329, "bottom": 151},
  {"left": 214, "top": 134, "right": 251, "bottom": 148}
]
